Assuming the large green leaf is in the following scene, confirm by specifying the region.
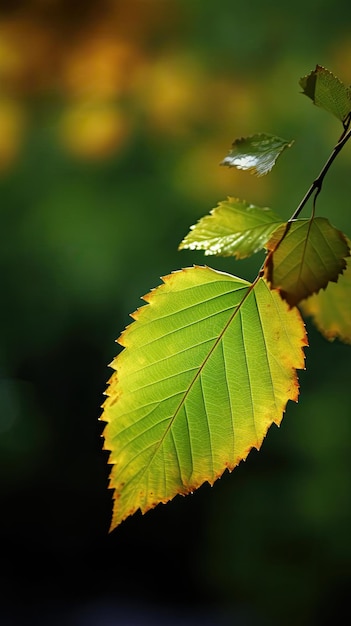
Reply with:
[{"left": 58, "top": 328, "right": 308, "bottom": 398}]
[
  {"left": 102, "top": 267, "right": 307, "bottom": 530},
  {"left": 221, "top": 133, "right": 293, "bottom": 176},
  {"left": 299, "top": 65, "right": 351, "bottom": 124},
  {"left": 265, "top": 217, "right": 350, "bottom": 307},
  {"left": 178, "top": 197, "right": 283, "bottom": 258},
  {"left": 300, "top": 238, "right": 351, "bottom": 344}
]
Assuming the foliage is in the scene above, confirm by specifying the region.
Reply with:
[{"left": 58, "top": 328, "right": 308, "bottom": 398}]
[{"left": 101, "top": 66, "right": 351, "bottom": 530}]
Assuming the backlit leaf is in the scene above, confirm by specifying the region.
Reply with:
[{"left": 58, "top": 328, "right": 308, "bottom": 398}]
[
  {"left": 265, "top": 217, "right": 350, "bottom": 307},
  {"left": 300, "top": 237, "right": 351, "bottom": 343},
  {"left": 102, "top": 267, "right": 307, "bottom": 530},
  {"left": 221, "top": 133, "right": 293, "bottom": 176},
  {"left": 299, "top": 65, "right": 351, "bottom": 124},
  {"left": 178, "top": 197, "right": 283, "bottom": 258}
]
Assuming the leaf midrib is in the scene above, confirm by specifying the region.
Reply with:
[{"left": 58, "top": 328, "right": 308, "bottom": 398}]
[{"left": 121, "top": 281, "right": 255, "bottom": 491}]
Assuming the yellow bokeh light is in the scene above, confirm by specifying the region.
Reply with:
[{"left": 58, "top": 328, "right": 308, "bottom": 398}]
[
  {"left": 59, "top": 100, "right": 130, "bottom": 160},
  {"left": 0, "top": 97, "right": 26, "bottom": 172}
]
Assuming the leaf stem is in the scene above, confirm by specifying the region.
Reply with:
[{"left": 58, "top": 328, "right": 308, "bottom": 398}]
[{"left": 289, "top": 122, "right": 351, "bottom": 222}]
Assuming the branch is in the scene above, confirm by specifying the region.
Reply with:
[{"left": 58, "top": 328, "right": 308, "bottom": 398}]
[
  {"left": 258, "top": 120, "right": 351, "bottom": 279},
  {"left": 289, "top": 122, "right": 351, "bottom": 222}
]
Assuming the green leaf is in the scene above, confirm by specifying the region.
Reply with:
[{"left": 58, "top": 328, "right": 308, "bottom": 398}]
[
  {"left": 300, "top": 237, "right": 351, "bottom": 343},
  {"left": 299, "top": 65, "right": 351, "bottom": 124},
  {"left": 221, "top": 133, "right": 293, "bottom": 177},
  {"left": 102, "top": 267, "right": 307, "bottom": 530},
  {"left": 178, "top": 197, "right": 284, "bottom": 258},
  {"left": 264, "top": 217, "right": 350, "bottom": 307}
]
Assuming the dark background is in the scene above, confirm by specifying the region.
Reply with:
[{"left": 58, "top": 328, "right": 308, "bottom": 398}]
[{"left": 0, "top": 1, "right": 350, "bottom": 625}]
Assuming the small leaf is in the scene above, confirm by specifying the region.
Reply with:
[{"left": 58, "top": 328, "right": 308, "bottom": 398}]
[
  {"left": 102, "top": 267, "right": 307, "bottom": 530},
  {"left": 264, "top": 217, "right": 350, "bottom": 307},
  {"left": 221, "top": 133, "right": 293, "bottom": 177},
  {"left": 299, "top": 65, "right": 351, "bottom": 123},
  {"left": 300, "top": 237, "right": 351, "bottom": 343},
  {"left": 178, "top": 197, "right": 284, "bottom": 258}
]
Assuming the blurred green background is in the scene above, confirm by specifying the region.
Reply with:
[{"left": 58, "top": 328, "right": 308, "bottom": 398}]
[{"left": 0, "top": 1, "right": 350, "bottom": 625}]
